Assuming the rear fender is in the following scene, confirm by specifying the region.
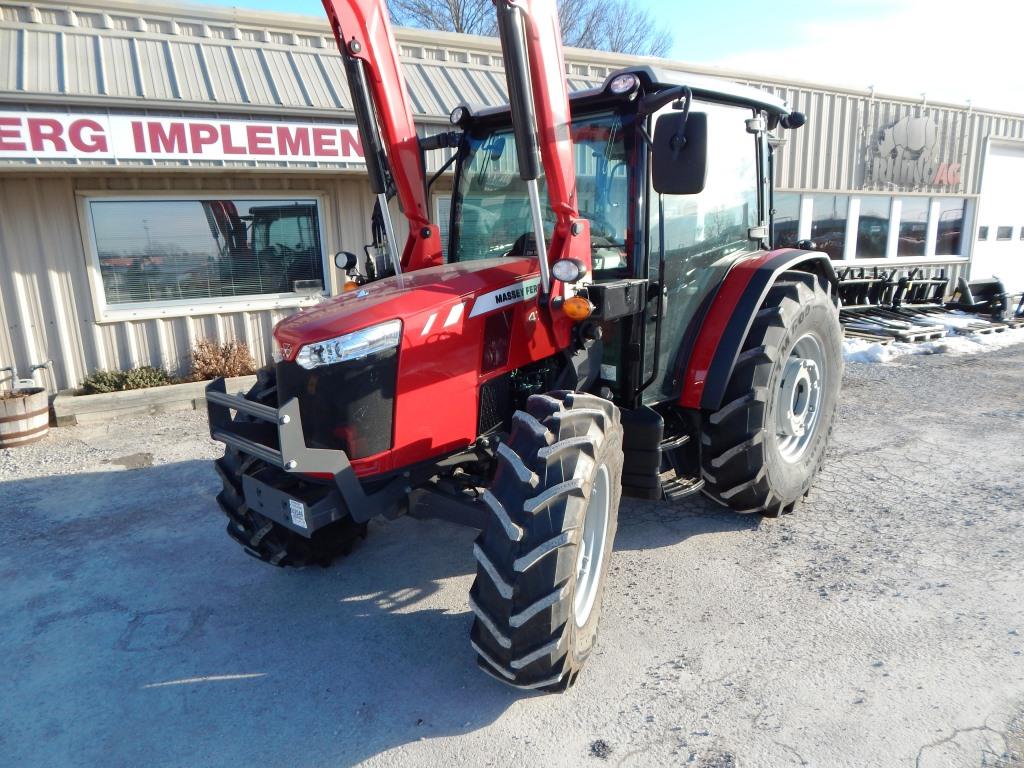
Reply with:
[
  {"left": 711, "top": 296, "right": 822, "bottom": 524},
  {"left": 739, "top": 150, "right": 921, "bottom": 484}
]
[{"left": 678, "top": 249, "right": 837, "bottom": 412}]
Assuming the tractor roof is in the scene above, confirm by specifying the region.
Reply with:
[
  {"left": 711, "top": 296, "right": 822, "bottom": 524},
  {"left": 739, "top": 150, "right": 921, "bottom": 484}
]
[
  {"left": 601, "top": 66, "right": 792, "bottom": 117},
  {"left": 470, "top": 65, "right": 791, "bottom": 123}
]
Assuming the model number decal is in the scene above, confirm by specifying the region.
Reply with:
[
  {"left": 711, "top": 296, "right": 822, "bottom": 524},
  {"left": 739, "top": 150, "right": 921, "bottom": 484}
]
[{"left": 469, "top": 278, "right": 541, "bottom": 318}]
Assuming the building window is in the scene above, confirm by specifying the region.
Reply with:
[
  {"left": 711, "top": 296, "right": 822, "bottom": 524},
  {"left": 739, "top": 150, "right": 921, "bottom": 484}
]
[
  {"left": 86, "top": 197, "right": 325, "bottom": 313},
  {"left": 978, "top": 226, "right": 989, "bottom": 240},
  {"left": 435, "top": 194, "right": 452, "bottom": 257},
  {"left": 856, "top": 196, "right": 891, "bottom": 258},
  {"left": 809, "top": 195, "right": 849, "bottom": 260},
  {"left": 935, "top": 198, "right": 966, "bottom": 255},
  {"left": 997, "top": 225, "right": 1013, "bottom": 241},
  {"left": 772, "top": 192, "right": 801, "bottom": 249},
  {"left": 896, "top": 197, "right": 929, "bottom": 257}
]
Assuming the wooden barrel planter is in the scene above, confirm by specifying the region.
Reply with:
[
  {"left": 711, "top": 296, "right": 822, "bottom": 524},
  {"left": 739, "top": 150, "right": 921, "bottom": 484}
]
[{"left": 0, "top": 388, "right": 50, "bottom": 448}]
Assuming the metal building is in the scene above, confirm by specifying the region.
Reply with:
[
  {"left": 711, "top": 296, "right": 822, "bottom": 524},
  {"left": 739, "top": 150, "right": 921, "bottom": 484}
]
[{"left": 1, "top": 0, "right": 1021, "bottom": 392}]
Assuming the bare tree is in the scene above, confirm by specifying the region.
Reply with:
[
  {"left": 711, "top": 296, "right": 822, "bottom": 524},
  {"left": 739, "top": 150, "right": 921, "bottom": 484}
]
[
  {"left": 590, "top": 0, "right": 671, "bottom": 57},
  {"left": 387, "top": 0, "right": 672, "bottom": 57},
  {"left": 386, "top": 0, "right": 496, "bottom": 36}
]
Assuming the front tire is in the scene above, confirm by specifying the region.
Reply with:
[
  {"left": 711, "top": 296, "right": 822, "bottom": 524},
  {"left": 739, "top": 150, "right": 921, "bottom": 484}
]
[
  {"left": 469, "top": 391, "right": 624, "bottom": 691},
  {"left": 701, "top": 270, "right": 842, "bottom": 516}
]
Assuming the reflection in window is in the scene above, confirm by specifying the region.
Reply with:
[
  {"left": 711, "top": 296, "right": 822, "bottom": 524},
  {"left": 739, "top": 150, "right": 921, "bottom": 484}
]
[
  {"left": 89, "top": 198, "right": 323, "bottom": 306},
  {"left": 997, "top": 226, "right": 1013, "bottom": 240},
  {"left": 810, "top": 195, "right": 849, "bottom": 260},
  {"left": 772, "top": 192, "right": 801, "bottom": 249},
  {"left": 936, "top": 198, "right": 965, "bottom": 255},
  {"left": 658, "top": 101, "right": 758, "bottom": 265},
  {"left": 856, "top": 196, "right": 891, "bottom": 258},
  {"left": 451, "top": 111, "right": 630, "bottom": 276},
  {"left": 978, "top": 226, "right": 989, "bottom": 240},
  {"left": 897, "top": 197, "right": 929, "bottom": 256}
]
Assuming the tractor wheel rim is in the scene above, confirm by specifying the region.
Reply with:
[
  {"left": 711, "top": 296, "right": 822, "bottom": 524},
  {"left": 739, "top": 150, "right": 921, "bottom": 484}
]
[
  {"left": 775, "top": 333, "right": 825, "bottom": 463},
  {"left": 575, "top": 463, "right": 610, "bottom": 628}
]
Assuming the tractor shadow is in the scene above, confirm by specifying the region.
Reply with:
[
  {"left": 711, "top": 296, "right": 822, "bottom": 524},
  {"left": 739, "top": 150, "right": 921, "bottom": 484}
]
[
  {"left": 0, "top": 458, "right": 756, "bottom": 767},
  {"left": 615, "top": 491, "right": 763, "bottom": 552}
]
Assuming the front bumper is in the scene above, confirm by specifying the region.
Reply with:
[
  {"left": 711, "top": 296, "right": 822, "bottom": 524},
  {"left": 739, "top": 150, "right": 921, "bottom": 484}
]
[{"left": 205, "top": 378, "right": 409, "bottom": 537}]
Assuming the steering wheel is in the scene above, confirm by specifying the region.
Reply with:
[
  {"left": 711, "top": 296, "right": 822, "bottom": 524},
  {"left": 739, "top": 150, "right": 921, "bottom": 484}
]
[{"left": 578, "top": 210, "right": 618, "bottom": 241}]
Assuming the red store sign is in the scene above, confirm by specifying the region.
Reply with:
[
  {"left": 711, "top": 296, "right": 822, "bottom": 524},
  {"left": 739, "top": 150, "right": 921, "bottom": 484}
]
[{"left": 0, "top": 111, "right": 366, "bottom": 163}]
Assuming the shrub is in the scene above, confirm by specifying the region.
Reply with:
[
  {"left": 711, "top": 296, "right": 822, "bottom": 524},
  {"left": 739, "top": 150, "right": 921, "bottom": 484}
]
[
  {"left": 82, "top": 366, "right": 177, "bottom": 394},
  {"left": 123, "top": 365, "right": 176, "bottom": 390},
  {"left": 82, "top": 369, "right": 126, "bottom": 394},
  {"left": 189, "top": 340, "right": 257, "bottom": 381}
]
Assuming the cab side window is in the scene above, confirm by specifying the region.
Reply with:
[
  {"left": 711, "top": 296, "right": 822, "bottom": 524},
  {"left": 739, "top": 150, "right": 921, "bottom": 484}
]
[{"left": 654, "top": 101, "right": 759, "bottom": 268}]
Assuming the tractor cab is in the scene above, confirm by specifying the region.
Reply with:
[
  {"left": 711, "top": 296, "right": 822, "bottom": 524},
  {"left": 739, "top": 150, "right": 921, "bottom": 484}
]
[{"left": 445, "top": 67, "right": 795, "bottom": 408}]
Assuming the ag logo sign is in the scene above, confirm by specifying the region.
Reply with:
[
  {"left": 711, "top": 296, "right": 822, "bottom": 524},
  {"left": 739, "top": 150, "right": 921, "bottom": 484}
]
[{"left": 869, "top": 115, "right": 960, "bottom": 188}]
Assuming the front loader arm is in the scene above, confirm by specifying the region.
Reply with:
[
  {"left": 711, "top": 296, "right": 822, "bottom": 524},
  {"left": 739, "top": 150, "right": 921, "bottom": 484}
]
[
  {"left": 494, "top": 0, "right": 591, "bottom": 295},
  {"left": 321, "top": 0, "right": 442, "bottom": 272}
]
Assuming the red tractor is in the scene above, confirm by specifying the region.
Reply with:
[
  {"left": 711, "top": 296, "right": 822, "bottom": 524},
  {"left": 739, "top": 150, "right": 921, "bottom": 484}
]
[{"left": 206, "top": 0, "right": 841, "bottom": 691}]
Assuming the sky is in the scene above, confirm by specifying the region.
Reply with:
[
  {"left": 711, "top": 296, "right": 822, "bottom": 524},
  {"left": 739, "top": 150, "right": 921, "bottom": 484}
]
[{"left": 186, "top": 0, "right": 1024, "bottom": 113}]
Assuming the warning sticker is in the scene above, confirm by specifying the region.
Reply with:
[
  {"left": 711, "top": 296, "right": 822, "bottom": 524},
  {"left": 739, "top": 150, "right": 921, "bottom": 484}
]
[{"left": 288, "top": 499, "right": 308, "bottom": 529}]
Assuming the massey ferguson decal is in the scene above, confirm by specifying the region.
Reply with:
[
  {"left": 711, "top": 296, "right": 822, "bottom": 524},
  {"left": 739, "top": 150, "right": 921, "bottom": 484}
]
[
  {"left": 469, "top": 278, "right": 541, "bottom": 318},
  {"left": 0, "top": 112, "right": 364, "bottom": 164},
  {"left": 867, "top": 115, "right": 961, "bottom": 189}
]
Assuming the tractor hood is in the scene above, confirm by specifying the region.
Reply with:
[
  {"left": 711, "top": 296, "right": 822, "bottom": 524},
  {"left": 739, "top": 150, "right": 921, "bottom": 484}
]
[
  {"left": 274, "top": 257, "right": 541, "bottom": 360},
  {"left": 271, "top": 256, "right": 570, "bottom": 476}
]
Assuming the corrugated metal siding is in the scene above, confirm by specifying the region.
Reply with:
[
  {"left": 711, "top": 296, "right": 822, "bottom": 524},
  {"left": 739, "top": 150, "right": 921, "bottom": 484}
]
[
  {"left": 742, "top": 77, "right": 1024, "bottom": 195},
  {"left": 0, "top": 0, "right": 593, "bottom": 120},
  {"left": 0, "top": 172, "right": 384, "bottom": 391}
]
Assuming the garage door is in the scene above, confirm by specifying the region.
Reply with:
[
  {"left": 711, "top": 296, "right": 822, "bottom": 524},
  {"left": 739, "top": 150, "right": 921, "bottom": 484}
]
[{"left": 972, "top": 141, "right": 1024, "bottom": 294}]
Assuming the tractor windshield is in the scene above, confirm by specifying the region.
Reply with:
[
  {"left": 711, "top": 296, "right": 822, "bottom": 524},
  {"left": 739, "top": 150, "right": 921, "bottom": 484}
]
[{"left": 450, "top": 111, "right": 631, "bottom": 273}]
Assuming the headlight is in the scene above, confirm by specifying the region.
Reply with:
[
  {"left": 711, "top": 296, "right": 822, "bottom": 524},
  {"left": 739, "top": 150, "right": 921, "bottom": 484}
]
[{"left": 295, "top": 319, "right": 402, "bottom": 370}]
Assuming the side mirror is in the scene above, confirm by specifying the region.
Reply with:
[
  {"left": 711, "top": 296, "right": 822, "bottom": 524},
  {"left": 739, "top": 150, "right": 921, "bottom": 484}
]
[
  {"left": 652, "top": 112, "right": 708, "bottom": 195},
  {"left": 334, "top": 251, "right": 358, "bottom": 271}
]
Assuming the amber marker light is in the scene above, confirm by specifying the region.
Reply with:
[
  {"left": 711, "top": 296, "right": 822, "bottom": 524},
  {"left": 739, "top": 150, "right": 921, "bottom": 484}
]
[
  {"left": 343, "top": 279, "right": 360, "bottom": 292},
  {"left": 561, "top": 295, "right": 593, "bottom": 321}
]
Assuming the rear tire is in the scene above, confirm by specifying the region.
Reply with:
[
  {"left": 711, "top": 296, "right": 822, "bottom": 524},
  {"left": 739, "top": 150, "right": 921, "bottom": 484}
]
[
  {"left": 700, "top": 270, "right": 842, "bottom": 516},
  {"left": 215, "top": 369, "right": 367, "bottom": 567},
  {"left": 469, "top": 390, "right": 624, "bottom": 691}
]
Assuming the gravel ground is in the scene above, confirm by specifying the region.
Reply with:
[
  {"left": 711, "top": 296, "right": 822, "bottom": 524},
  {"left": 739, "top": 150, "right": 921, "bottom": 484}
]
[{"left": 2, "top": 345, "right": 1023, "bottom": 767}]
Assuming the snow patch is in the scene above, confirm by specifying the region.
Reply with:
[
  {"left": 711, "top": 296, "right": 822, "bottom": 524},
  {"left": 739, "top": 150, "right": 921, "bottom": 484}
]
[{"left": 844, "top": 325, "right": 1024, "bottom": 364}]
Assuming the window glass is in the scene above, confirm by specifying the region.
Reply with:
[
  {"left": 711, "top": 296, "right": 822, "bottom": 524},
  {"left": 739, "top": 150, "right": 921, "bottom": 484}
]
[
  {"left": 451, "top": 112, "right": 631, "bottom": 276},
  {"left": 658, "top": 102, "right": 758, "bottom": 265},
  {"left": 649, "top": 100, "right": 758, "bottom": 402},
  {"left": 997, "top": 226, "right": 1013, "bottom": 240},
  {"left": 897, "top": 197, "right": 929, "bottom": 257},
  {"left": 89, "top": 198, "right": 323, "bottom": 306},
  {"left": 936, "top": 198, "right": 965, "bottom": 255},
  {"left": 435, "top": 195, "right": 452, "bottom": 255},
  {"left": 772, "top": 192, "right": 801, "bottom": 249},
  {"left": 978, "top": 226, "right": 989, "bottom": 241},
  {"left": 856, "top": 196, "right": 891, "bottom": 258},
  {"left": 809, "top": 195, "right": 849, "bottom": 260}
]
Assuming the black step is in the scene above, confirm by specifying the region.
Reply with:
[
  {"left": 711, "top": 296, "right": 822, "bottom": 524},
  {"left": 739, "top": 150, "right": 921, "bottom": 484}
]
[
  {"left": 660, "top": 433, "right": 690, "bottom": 452},
  {"left": 659, "top": 469, "right": 704, "bottom": 502}
]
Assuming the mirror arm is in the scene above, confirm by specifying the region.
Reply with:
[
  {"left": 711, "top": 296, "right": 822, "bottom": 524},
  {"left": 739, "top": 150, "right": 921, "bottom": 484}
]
[
  {"left": 426, "top": 150, "right": 459, "bottom": 194},
  {"left": 638, "top": 84, "right": 691, "bottom": 117},
  {"left": 669, "top": 87, "right": 693, "bottom": 159}
]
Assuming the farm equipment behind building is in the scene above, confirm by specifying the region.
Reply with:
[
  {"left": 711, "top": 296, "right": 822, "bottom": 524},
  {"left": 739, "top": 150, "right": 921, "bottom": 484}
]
[{"left": 205, "top": 0, "right": 843, "bottom": 691}]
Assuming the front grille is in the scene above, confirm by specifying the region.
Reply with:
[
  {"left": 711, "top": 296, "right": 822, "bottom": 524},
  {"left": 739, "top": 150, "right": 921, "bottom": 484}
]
[
  {"left": 276, "top": 348, "right": 397, "bottom": 459},
  {"left": 478, "top": 374, "right": 511, "bottom": 435}
]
